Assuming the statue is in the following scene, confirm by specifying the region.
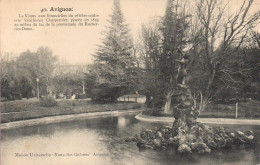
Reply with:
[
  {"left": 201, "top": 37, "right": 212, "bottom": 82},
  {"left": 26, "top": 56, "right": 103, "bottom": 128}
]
[{"left": 172, "top": 52, "right": 199, "bottom": 135}]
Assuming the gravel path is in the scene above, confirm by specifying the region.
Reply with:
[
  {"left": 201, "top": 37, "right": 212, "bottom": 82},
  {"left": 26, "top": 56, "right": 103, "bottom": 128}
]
[{"left": 136, "top": 113, "right": 260, "bottom": 125}]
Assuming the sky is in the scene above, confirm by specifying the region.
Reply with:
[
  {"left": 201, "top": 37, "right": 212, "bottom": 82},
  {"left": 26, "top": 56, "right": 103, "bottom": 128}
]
[{"left": 1, "top": 0, "right": 259, "bottom": 64}]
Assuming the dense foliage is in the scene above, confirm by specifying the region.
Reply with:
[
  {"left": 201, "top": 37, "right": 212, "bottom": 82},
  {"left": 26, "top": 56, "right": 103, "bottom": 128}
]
[
  {"left": 1, "top": 0, "right": 259, "bottom": 107},
  {"left": 138, "top": 0, "right": 191, "bottom": 112},
  {"left": 48, "top": 65, "right": 86, "bottom": 98},
  {"left": 1, "top": 47, "right": 57, "bottom": 100},
  {"left": 139, "top": 0, "right": 260, "bottom": 112},
  {"left": 39, "top": 96, "right": 58, "bottom": 107},
  {"left": 85, "top": 0, "right": 138, "bottom": 102}
]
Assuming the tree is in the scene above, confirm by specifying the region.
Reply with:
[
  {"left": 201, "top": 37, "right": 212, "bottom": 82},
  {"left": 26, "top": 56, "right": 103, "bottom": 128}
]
[
  {"left": 49, "top": 65, "right": 87, "bottom": 98},
  {"left": 89, "top": 0, "right": 138, "bottom": 101},
  {"left": 131, "top": 0, "right": 258, "bottom": 154},
  {"left": 248, "top": 30, "right": 260, "bottom": 48},
  {"left": 0, "top": 52, "right": 22, "bottom": 99},
  {"left": 1, "top": 48, "right": 57, "bottom": 99},
  {"left": 218, "top": 45, "right": 260, "bottom": 101},
  {"left": 138, "top": 19, "right": 163, "bottom": 107},
  {"left": 160, "top": 0, "right": 191, "bottom": 114},
  {"left": 35, "top": 47, "right": 58, "bottom": 95},
  {"left": 189, "top": 0, "right": 260, "bottom": 111},
  {"left": 15, "top": 47, "right": 57, "bottom": 97},
  {"left": 134, "top": 51, "right": 255, "bottom": 153},
  {"left": 138, "top": 0, "right": 190, "bottom": 113}
]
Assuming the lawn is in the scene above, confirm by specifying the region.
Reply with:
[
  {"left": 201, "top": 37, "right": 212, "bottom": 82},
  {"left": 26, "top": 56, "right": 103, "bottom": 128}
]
[
  {"left": 1, "top": 98, "right": 259, "bottom": 123},
  {"left": 142, "top": 99, "right": 260, "bottom": 119},
  {"left": 0, "top": 98, "right": 143, "bottom": 123}
]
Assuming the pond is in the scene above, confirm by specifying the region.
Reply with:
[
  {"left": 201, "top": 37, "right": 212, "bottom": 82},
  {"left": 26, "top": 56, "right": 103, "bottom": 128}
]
[{"left": 1, "top": 114, "right": 260, "bottom": 165}]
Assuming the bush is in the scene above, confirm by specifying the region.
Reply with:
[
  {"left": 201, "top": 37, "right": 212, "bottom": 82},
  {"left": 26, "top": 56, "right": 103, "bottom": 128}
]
[
  {"left": 40, "top": 96, "right": 58, "bottom": 107},
  {"left": 85, "top": 64, "right": 135, "bottom": 103},
  {"left": 75, "top": 94, "right": 87, "bottom": 99},
  {"left": 85, "top": 81, "right": 124, "bottom": 102}
]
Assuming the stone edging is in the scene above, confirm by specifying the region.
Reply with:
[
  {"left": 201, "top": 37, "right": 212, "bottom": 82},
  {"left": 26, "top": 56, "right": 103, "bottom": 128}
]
[
  {"left": 0, "top": 109, "right": 143, "bottom": 130},
  {"left": 135, "top": 113, "right": 260, "bottom": 125}
]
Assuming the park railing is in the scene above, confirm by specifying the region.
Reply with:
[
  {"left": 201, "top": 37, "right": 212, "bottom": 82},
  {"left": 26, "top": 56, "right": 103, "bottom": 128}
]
[
  {"left": 200, "top": 99, "right": 260, "bottom": 119},
  {"left": 117, "top": 95, "right": 146, "bottom": 104}
]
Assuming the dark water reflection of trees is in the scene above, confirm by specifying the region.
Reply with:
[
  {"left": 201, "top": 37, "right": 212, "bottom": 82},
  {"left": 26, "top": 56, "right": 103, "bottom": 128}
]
[{"left": 1, "top": 115, "right": 260, "bottom": 165}]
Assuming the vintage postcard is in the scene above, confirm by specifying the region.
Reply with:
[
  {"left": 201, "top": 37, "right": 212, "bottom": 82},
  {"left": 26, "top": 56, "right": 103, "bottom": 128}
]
[{"left": 1, "top": 0, "right": 260, "bottom": 164}]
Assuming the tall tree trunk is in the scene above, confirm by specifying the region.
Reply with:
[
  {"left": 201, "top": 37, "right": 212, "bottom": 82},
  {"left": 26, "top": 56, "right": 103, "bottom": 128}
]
[
  {"left": 145, "top": 94, "right": 152, "bottom": 107},
  {"left": 198, "top": 92, "right": 212, "bottom": 114},
  {"left": 199, "top": 92, "right": 208, "bottom": 113},
  {"left": 164, "top": 91, "right": 173, "bottom": 114},
  {"left": 199, "top": 65, "right": 216, "bottom": 112}
]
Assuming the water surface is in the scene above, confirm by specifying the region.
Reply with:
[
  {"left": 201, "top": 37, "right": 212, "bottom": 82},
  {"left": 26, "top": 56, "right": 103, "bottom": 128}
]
[{"left": 1, "top": 114, "right": 260, "bottom": 165}]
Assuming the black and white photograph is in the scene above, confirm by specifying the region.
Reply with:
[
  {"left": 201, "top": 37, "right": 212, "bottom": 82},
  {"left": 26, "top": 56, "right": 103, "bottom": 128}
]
[{"left": 0, "top": 0, "right": 260, "bottom": 164}]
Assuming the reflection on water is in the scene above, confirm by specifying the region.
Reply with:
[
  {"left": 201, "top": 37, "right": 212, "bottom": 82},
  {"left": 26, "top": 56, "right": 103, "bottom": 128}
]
[
  {"left": 117, "top": 116, "right": 130, "bottom": 129},
  {"left": 1, "top": 114, "right": 260, "bottom": 165}
]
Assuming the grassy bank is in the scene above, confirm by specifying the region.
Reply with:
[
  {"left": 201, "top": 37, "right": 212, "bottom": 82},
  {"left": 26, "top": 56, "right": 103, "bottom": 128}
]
[
  {"left": 142, "top": 100, "right": 260, "bottom": 119},
  {"left": 199, "top": 100, "right": 260, "bottom": 118},
  {"left": 1, "top": 99, "right": 143, "bottom": 123}
]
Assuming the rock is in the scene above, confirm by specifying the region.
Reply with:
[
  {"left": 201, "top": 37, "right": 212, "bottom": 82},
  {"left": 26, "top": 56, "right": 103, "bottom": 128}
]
[
  {"left": 168, "top": 137, "right": 175, "bottom": 144},
  {"left": 234, "top": 130, "right": 253, "bottom": 144},
  {"left": 164, "top": 126, "right": 172, "bottom": 130},
  {"left": 125, "top": 137, "right": 132, "bottom": 142},
  {"left": 178, "top": 144, "right": 192, "bottom": 153},
  {"left": 161, "top": 128, "right": 170, "bottom": 135},
  {"left": 140, "top": 129, "right": 155, "bottom": 140},
  {"left": 230, "top": 132, "right": 235, "bottom": 137},
  {"left": 225, "top": 138, "right": 233, "bottom": 146},
  {"left": 247, "top": 135, "right": 254, "bottom": 140},
  {"left": 207, "top": 141, "right": 217, "bottom": 148},
  {"left": 137, "top": 139, "right": 147, "bottom": 148},
  {"left": 191, "top": 141, "right": 211, "bottom": 153},
  {"left": 157, "top": 131, "right": 163, "bottom": 138},
  {"left": 246, "top": 130, "right": 254, "bottom": 136},
  {"left": 125, "top": 135, "right": 140, "bottom": 142},
  {"left": 145, "top": 144, "right": 153, "bottom": 149},
  {"left": 241, "top": 134, "right": 254, "bottom": 143},
  {"left": 237, "top": 131, "right": 245, "bottom": 136},
  {"left": 161, "top": 146, "right": 166, "bottom": 149},
  {"left": 214, "top": 137, "right": 227, "bottom": 148},
  {"left": 237, "top": 137, "right": 246, "bottom": 143},
  {"left": 153, "top": 139, "right": 161, "bottom": 147}
]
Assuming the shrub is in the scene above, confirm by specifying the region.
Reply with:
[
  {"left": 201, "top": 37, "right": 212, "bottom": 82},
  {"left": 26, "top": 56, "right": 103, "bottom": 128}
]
[
  {"left": 40, "top": 96, "right": 58, "bottom": 107},
  {"left": 88, "top": 84, "right": 122, "bottom": 102}
]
